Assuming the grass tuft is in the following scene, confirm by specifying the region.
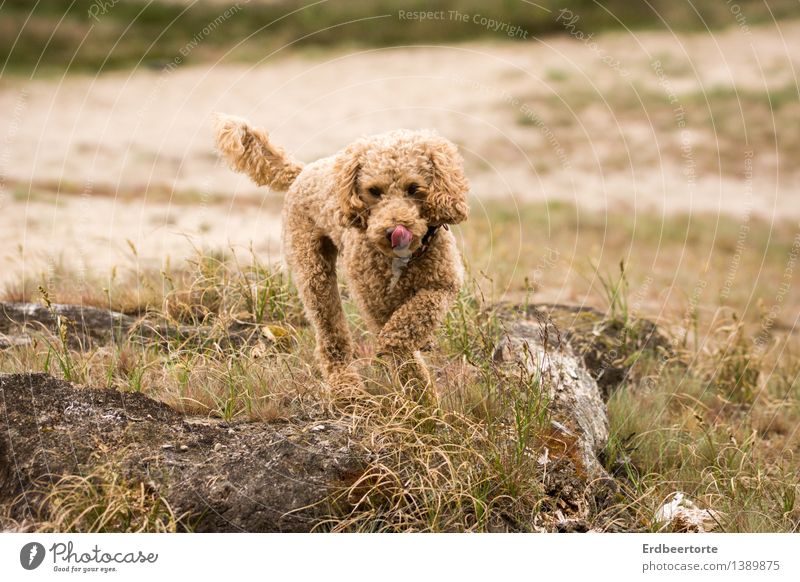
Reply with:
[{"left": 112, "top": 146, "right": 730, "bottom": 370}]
[{"left": 4, "top": 447, "right": 182, "bottom": 533}]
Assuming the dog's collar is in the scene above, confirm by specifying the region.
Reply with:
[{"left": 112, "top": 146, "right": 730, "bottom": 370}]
[
  {"left": 389, "top": 224, "right": 447, "bottom": 289},
  {"left": 411, "top": 224, "right": 447, "bottom": 259}
]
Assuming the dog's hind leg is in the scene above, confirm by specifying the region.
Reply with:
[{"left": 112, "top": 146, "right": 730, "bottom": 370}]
[{"left": 285, "top": 224, "right": 359, "bottom": 391}]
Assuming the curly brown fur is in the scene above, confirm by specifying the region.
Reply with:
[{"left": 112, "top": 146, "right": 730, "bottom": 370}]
[
  {"left": 213, "top": 114, "right": 304, "bottom": 191},
  {"left": 213, "top": 115, "right": 469, "bottom": 400}
]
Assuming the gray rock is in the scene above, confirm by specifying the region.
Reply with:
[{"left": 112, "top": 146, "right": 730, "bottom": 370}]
[
  {"left": 0, "top": 302, "right": 266, "bottom": 349},
  {"left": 493, "top": 307, "right": 611, "bottom": 483},
  {"left": 0, "top": 333, "right": 32, "bottom": 349},
  {"left": 0, "top": 373, "right": 365, "bottom": 532}
]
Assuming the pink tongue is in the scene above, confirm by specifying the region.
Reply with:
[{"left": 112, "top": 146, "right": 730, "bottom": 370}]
[{"left": 391, "top": 225, "right": 413, "bottom": 249}]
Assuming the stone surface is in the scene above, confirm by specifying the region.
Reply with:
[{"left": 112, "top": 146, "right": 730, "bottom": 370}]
[
  {"left": 493, "top": 306, "right": 610, "bottom": 481},
  {"left": 533, "top": 303, "right": 671, "bottom": 400},
  {"left": 0, "top": 302, "right": 268, "bottom": 350},
  {"left": 0, "top": 373, "right": 365, "bottom": 532}
]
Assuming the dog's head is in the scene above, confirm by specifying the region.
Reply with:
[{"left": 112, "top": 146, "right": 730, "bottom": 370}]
[{"left": 334, "top": 130, "right": 469, "bottom": 257}]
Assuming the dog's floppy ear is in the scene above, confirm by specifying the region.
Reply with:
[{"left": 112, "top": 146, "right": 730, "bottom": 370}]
[
  {"left": 425, "top": 135, "right": 470, "bottom": 225},
  {"left": 334, "top": 138, "right": 369, "bottom": 229}
]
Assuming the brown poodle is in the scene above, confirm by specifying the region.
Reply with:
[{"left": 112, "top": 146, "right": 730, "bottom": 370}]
[{"left": 213, "top": 115, "right": 469, "bottom": 399}]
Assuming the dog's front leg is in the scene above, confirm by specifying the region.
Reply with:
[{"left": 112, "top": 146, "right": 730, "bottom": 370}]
[
  {"left": 376, "top": 287, "right": 455, "bottom": 404},
  {"left": 285, "top": 228, "right": 361, "bottom": 393}
]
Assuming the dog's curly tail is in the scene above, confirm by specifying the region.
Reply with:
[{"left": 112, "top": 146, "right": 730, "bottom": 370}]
[{"left": 213, "top": 113, "right": 304, "bottom": 191}]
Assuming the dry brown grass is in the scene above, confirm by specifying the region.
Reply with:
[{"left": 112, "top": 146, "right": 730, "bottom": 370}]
[
  {"left": 3, "top": 446, "right": 181, "bottom": 533},
  {"left": 1, "top": 204, "right": 799, "bottom": 531}
]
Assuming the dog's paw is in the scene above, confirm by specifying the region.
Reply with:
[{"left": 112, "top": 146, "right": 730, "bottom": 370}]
[
  {"left": 375, "top": 351, "right": 438, "bottom": 407},
  {"left": 326, "top": 369, "right": 365, "bottom": 393},
  {"left": 324, "top": 370, "right": 372, "bottom": 414}
]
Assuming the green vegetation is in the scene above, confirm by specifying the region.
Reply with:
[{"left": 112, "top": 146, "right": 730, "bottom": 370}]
[
  {"left": 2, "top": 0, "right": 797, "bottom": 75},
  {"left": 606, "top": 343, "right": 800, "bottom": 532}
]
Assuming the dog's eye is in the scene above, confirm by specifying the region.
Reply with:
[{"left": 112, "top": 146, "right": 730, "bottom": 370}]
[
  {"left": 406, "top": 183, "right": 419, "bottom": 196},
  {"left": 368, "top": 186, "right": 383, "bottom": 198}
]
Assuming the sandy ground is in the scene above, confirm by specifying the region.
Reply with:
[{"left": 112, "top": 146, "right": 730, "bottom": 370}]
[{"left": 1, "top": 20, "right": 798, "bottom": 284}]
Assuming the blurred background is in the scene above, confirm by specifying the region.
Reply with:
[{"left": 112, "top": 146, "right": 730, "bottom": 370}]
[{"left": 1, "top": 0, "right": 798, "bottom": 333}]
